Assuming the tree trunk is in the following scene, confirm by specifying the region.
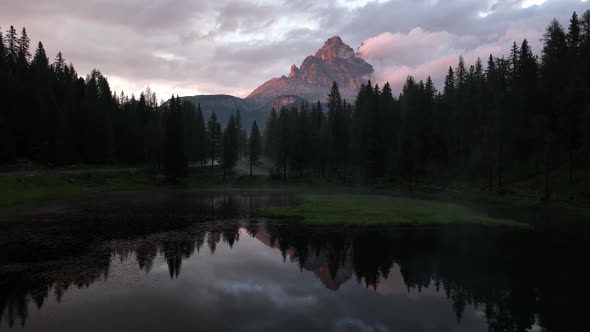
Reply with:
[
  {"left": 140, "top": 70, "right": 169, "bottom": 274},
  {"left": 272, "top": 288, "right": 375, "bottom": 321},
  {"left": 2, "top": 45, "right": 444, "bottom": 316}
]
[
  {"left": 569, "top": 149, "right": 574, "bottom": 199},
  {"left": 283, "top": 158, "right": 287, "bottom": 183},
  {"left": 497, "top": 144, "right": 503, "bottom": 188},
  {"left": 569, "top": 150, "right": 574, "bottom": 182},
  {"left": 250, "top": 158, "right": 253, "bottom": 177},
  {"left": 542, "top": 156, "right": 552, "bottom": 202},
  {"left": 543, "top": 171, "right": 551, "bottom": 202},
  {"left": 535, "top": 158, "right": 540, "bottom": 187}
]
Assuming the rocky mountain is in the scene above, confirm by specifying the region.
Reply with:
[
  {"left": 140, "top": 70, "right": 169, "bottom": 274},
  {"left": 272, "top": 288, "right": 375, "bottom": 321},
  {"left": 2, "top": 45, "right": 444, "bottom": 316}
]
[
  {"left": 247, "top": 36, "right": 374, "bottom": 103},
  {"left": 180, "top": 36, "right": 373, "bottom": 129}
]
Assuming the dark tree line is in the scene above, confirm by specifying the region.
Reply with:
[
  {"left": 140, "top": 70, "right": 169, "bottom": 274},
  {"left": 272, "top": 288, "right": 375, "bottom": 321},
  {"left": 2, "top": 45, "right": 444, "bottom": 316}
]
[
  {"left": 264, "top": 12, "right": 590, "bottom": 199},
  {"left": 0, "top": 25, "right": 251, "bottom": 181}
]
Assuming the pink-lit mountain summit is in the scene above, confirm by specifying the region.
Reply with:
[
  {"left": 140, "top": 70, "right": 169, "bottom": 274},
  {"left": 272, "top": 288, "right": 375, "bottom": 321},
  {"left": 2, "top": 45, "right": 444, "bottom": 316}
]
[{"left": 247, "top": 36, "right": 374, "bottom": 102}]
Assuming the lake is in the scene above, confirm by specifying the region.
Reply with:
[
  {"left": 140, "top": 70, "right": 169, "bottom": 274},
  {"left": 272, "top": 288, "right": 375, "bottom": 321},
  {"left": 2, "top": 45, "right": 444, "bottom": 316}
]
[{"left": 1, "top": 191, "right": 588, "bottom": 332}]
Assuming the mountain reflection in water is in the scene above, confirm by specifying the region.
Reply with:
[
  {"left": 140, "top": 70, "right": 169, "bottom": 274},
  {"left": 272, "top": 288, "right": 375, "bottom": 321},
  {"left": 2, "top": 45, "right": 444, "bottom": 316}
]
[{"left": 0, "top": 192, "right": 588, "bottom": 332}]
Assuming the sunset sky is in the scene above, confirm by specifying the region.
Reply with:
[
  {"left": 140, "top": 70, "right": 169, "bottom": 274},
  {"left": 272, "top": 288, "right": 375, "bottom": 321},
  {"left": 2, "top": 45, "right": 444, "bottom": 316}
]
[{"left": 2, "top": 0, "right": 588, "bottom": 99}]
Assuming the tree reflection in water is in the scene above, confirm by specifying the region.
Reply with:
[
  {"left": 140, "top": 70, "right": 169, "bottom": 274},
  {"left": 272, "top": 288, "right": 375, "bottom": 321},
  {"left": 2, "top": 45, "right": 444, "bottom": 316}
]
[{"left": 0, "top": 192, "right": 588, "bottom": 332}]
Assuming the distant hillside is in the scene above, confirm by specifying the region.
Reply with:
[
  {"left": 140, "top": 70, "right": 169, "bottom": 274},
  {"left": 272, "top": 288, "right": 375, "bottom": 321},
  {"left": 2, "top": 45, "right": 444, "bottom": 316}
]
[{"left": 179, "top": 94, "right": 307, "bottom": 130}]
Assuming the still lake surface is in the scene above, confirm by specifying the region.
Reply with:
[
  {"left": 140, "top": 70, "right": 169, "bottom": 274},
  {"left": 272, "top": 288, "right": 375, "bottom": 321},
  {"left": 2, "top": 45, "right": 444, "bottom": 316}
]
[{"left": 0, "top": 191, "right": 588, "bottom": 332}]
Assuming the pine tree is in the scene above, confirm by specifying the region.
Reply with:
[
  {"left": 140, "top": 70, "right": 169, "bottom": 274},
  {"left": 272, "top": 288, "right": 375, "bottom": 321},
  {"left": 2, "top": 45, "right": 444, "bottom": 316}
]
[
  {"left": 277, "top": 107, "right": 292, "bottom": 181},
  {"left": 264, "top": 108, "right": 279, "bottom": 166},
  {"left": 207, "top": 112, "right": 222, "bottom": 170},
  {"left": 540, "top": 19, "right": 568, "bottom": 200},
  {"left": 292, "top": 103, "right": 309, "bottom": 176},
  {"left": 163, "top": 95, "right": 187, "bottom": 181},
  {"left": 83, "top": 70, "right": 115, "bottom": 163},
  {"left": 582, "top": 10, "right": 590, "bottom": 171},
  {"left": 567, "top": 12, "right": 582, "bottom": 49},
  {"left": 54, "top": 52, "right": 66, "bottom": 73},
  {"left": 17, "top": 27, "right": 31, "bottom": 67},
  {"left": 5, "top": 26, "right": 18, "bottom": 66},
  {"left": 248, "top": 121, "right": 261, "bottom": 176},
  {"left": 327, "top": 81, "right": 350, "bottom": 174},
  {"left": 235, "top": 110, "right": 247, "bottom": 159},
  {"left": 0, "top": 27, "right": 12, "bottom": 162},
  {"left": 399, "top": 76, "right": 419, "bottom": 191},
  {"left": 509, "top": 42, "right": 520, "bottom": 77},
  {"left": 309, "top": 102, "right": 327, "bottom": 176},
  {"left": 183, "top": 100, "right": 199, "bottom": 163},
  {"left": 222, "top": 114, "right": 239, "bottom": 179},
  {"left": 444, "top": 66, "right": 455, "bottom": 96},
  {"left": 456, "top": 56, "right": 466, "bottom": 88},
  {"left": 30, "top": 42, "right": 54, "bottom": 161},
  {"left": 195, "top": 104, "right": 207, "bottom": 173},
  {"left": 564, "top": 12, "right": 584, "bottom": 194},
  {"left": 0, "top": 28, "right": 5, "bottom": 65},
  {"left": 582, "top": 10, "right": 590, "bottom": 41}
]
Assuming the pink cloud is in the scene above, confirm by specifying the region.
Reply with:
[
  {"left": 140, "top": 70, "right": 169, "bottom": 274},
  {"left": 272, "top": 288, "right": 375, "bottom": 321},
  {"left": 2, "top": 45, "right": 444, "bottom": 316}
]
[{"left": 358, "top": 24, "right": 544, "bottom": 93}]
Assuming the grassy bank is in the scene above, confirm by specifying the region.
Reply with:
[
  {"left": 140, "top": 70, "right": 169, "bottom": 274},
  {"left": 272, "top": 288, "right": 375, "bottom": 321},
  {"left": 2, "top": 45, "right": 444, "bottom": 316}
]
[
  {"left": 0, "top": 171, "right": 150, "bottom": 206},
  {"left": 257, "top": 194, "right": 528, "bottom": 227},
  {"left": 1, "top": 167, "right": 589, "bottom": 222}
]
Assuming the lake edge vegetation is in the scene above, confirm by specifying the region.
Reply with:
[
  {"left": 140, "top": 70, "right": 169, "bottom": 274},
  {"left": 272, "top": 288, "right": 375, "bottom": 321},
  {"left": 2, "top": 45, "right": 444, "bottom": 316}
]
[{"left": 256, "top": 194, "right": 528, "bottom": 227}]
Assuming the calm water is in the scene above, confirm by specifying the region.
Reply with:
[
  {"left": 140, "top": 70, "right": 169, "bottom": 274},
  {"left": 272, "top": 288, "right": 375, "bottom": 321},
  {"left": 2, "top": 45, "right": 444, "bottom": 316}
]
[{"left": 0, "top": 191, "right": 589, "bottom": 332}]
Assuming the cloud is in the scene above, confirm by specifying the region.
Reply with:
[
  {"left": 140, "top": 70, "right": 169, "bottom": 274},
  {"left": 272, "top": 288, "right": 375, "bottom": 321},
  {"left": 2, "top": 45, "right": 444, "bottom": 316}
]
[
  {"left": 356, "top": 24, "right": 544, "bottom": 92},
  {"left": 356, "top": 0, "right": 588, "bottom": 93},
  {"left": 0, "top": 0, "right": 587, "bottom": 99}
]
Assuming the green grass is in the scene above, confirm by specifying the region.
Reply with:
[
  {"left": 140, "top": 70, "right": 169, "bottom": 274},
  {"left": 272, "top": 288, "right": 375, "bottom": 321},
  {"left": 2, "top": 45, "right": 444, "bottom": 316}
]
[
  {"left": 2, "top": 165, "right": 588, "bottom": 220},
  {"left": 257, "top": 194, "right": 528, "bottom": 227},
  {"left": 0, "top": 172, "right": 150, "bottom": 206}
]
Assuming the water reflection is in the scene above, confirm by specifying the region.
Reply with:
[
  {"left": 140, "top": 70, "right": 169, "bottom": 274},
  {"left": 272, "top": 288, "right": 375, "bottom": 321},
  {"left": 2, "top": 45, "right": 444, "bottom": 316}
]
[{"left": 0, "top": 192, "right": 588, "bottom": 332}]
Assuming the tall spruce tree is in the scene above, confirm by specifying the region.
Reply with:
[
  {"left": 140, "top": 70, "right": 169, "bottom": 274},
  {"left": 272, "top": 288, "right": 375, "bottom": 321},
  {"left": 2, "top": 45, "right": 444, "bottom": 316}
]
[
  {"left": 564, "top": 12, "right": 584, "bottom": 194},
  {"left": 163, "top": 96, "right": 187, "bottom": 181},
  {"left": 540, "top": 19, "right": 568, "bottom": 200},
  {"left": 264, "top": 108, "right": 279, "bottom": 167},
  {"left": 248, "top": 121, "right": 261, "bottom": 177},
  {"left": 207, "top": 112, "right": 222, "bottom": 170},
  {"left": 194, "top": 104, "right": 208, "bottom": 173},
  {"left": 222, "top": 114, "right": 239, "bottom": 179},
  {"left": 30, "top": 42, "right": 53, "bottom": 161},
  {"left": 327, "top": 81, "right": 350, "bottom": 175}
]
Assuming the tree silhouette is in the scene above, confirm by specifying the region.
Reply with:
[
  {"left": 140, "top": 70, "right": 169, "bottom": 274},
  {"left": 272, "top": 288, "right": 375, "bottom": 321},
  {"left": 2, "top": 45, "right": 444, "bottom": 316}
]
[
  {"left": 222, "top": 114, "right": 239, "bottom": 179},
  {"left": 207, "top": 112, "right": 222, "bottom": 170},
  {"left": 248, "top": 120, "right": 261, "bottom": 176},
  {"left": 163, "top": 95, "right": 187, "bottom": 181}
]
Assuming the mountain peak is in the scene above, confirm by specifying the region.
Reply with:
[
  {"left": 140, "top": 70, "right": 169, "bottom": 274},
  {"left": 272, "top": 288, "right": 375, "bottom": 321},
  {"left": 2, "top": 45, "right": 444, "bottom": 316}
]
[
  {"left": 315, "top": 36, "right": 355, "bottom": 62},
  {"left": 247, "top": 36, "right": 374, "bottom": 102}
]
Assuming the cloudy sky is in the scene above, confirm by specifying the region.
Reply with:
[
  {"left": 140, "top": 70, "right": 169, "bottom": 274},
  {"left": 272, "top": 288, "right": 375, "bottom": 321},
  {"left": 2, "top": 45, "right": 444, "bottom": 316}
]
[{"left": 2, "top": 0, "right": 588, "bottom": 99}]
